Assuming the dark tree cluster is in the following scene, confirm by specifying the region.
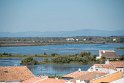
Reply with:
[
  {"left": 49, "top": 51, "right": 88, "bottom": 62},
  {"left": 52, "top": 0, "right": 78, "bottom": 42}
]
[
  {"left": 21, "top": 57, "right": 39, "bottom": 65},
  {"left": 51, "top": 52, "right": 97, "bottom": 64}
]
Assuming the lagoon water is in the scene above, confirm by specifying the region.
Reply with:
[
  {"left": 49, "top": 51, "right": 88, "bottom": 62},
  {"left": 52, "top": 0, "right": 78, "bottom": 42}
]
[
  {"left": 0, "top": 43, "right": 124, "bottom": 76},
  {"left": 0, "top": 58, "right": 90, "bottom": 76},
  {"left": 0, "top": 44, "right": 124, "bottom": 55}
]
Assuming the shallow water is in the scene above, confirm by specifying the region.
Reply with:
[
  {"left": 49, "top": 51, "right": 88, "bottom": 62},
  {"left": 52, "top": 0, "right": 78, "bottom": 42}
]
[
  {"left": 0, "top": 44, "right": 124, "bottom": 55},
  {"left": 0, "top": 43, "right": 124, "bottom": 76},
  {"left": 0, "top": 58, "right": 90, "bottom": 76}
]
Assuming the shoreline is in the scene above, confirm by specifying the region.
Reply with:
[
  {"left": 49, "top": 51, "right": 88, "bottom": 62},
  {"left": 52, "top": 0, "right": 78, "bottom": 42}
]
[{"left": 0, "top": 42, "right": 124, "bottom": 47}]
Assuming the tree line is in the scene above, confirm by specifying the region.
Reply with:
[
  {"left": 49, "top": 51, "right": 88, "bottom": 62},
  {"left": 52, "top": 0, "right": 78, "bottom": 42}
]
[{"left": 20, "top": 52, "right": 124, "bottom": 65}]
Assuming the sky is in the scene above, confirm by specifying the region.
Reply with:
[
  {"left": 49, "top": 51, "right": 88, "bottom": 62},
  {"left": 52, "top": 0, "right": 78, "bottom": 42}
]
[{"left": 0, "top": 0, "right": 124, "bottom": 32}]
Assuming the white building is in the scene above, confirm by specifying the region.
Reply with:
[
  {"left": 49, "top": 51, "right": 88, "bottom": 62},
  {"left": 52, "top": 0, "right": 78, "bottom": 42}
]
[
  {"left": 66, "top": 38, "right": 75, "bottom": 41},
  {"left": 88, "top": 60, "right": 124, "bottom": 73},
  {"left": 96, "top": 50, "right": 119, "bottom": 59}
]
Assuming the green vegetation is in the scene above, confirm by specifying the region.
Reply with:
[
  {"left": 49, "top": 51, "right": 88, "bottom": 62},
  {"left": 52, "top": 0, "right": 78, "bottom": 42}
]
[
  {"left": 1, "top": 52, "right": 124, "bottom": 65},
  {"left": 51, "top": 52, "right": 97, "bottom": 64},
  {"left": 0, "top": 52, "right": 26, "bottom": 57},
  {"left": 50, "top": 52, "right": 106, "bottom": 64},
  {"left": 0, "top": 52, "right": 51, "bottom": 58},
  {"left": 34, "top": 54, "right": 48, "bottom": 57},
  {"left": 20, "top": 52, "right": 100, "bottom": 65},
  {"left": 0, "top": 36, "right": 124, "bottom": 47},
  {"left": 21, "top": 57, "right": 39, "bottom": 65},
  {"left": 119, "top": 54, "right": 124, "bottom": 60}
]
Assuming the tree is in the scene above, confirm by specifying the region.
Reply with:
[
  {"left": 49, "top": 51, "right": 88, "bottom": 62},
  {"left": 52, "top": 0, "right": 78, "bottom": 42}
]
[
  {"left": 100, "top": 56, "right": 106, "bottom": 63},
  {"left": 52, "top": 56, "right": 71, "bottom": 63},
  {"left": 21, "top": 57, "right": 39, "bottom": 65},
  {"left": 44, "top": 58, "right": 49, "bottom": 62},
  {"left": 44, "top": 52, "right": 47, "bottom": 55},
  {"left": 51, "top": 53, "right": 59, "bottom": 57},
  {"left": 80, "top": 52, "right": 91, "bottom": 57},
  {"left": 119, "top": 55, "right": 124, "bottom": 60}
]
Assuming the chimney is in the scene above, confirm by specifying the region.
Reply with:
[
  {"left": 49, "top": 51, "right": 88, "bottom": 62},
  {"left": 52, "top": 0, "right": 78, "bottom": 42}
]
[
  {"left": 105, "top": 59, "right": 110, "bottom": 64},
  {"left": 93, "top": 65, "right": 96, "bottom": 71},
  {"left": 99, "top": 50, "right": 102, "bottom": 58},
  {"left": 78, "top": 68, "right": 81, "bottom": 72},
  {"left": 103, "top": 50, "right": 105, "bottom": 53},
  {"left": 55, "top": 77, "right": 58, "bottom": 79},
  {"left": 76, "top": 80, "right": 80, "bottom": 83}
]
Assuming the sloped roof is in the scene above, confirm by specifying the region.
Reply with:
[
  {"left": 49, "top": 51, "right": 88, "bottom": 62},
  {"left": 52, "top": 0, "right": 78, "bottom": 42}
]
[
  {"left": 90, "top": 71, "right": 124, "bottom": 83},
  {"left": 22, "top": 77, "right": 43, "bottom": 83},
  {"left": 111, "top": 77, "right": 124, "bottom": 83},
  {"left": 63, "top": 71, "right": 107, "bottom": 81},
  {"left": 39, "top": 78, "right": 65, "bottom": 83},
  {"left": 100, "top": 50, "right": 119, "bottom": 58},
  {"left": 110, "top": 61, "right": 124, "bottom": 68},
  {"left": 63, "top": 71, "right": 87, "bottom": 79},
  {"left": 0, "top": 66, "right": 34, "bottom": 82},
  {"left": 94, "top": 64, "right": 116, "bottom": 70},
  {"left": 22, "top": 77, "right": 65, "bottom": 83}
]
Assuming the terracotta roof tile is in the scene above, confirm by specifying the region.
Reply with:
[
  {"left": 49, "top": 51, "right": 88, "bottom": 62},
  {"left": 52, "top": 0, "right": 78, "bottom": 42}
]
[
  {"left": 22, "top": 77, "right": 65, "bottom": 83},
  {"left": 41, "top": 78, "right": 65, "bottom": 83},
  {"left": 63, "top": 71, "right": 107, "bottom": 81},
  {"left": 63, "top": 71, "right": 86, "bottom": 78},
  {"left": 110, "top": 61, "right": 124, "bottom": 68},
  {"left": 90, "top": 71, "right": 124, "bottom": 83},
  {"left": 94, "top": 64, "right": 116, "bottom": 70},
  {"left": 0, "top": 66, "right": 34, "bottom": 82},
  {"left": 100, "top": 50, "right": 119, "bottom": 58},
  {"left": 63, "top": 71, "right": 107, "bottom": 83}
]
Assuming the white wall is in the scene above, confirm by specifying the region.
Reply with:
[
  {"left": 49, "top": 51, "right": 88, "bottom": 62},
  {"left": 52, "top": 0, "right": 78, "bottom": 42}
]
[
  {"left": 88, "top": 65, "right": 116, "bottom": 74},
  {"left": 117, "top": 68, "right": 124, "bottom": 72}
]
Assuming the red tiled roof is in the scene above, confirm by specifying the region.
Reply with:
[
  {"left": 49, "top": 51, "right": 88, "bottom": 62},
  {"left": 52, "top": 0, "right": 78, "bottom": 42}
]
[
  {"left": 63, "top": 71, "right": 107, "bottom": 83},
  {"left": 63, "top": 71, "right": 107, "bottom": 80},
  {"left": 63, "top": 71, "right": 87, "bottom": 78},
  {"left": 90, "top": 71, "right": 124, "bottom": 83},
  {"left": 22, "top": 77, "right": 65, "bottom": 83},
  {"left": 22, "top": 77, "right": 43, "bottom": 83},
  {"left": 100, "top": 50, "right": 119, "bottom": 58},
  {"left": 0, "top": 66, "right": 34, "bottom": 82},
  {"left": 110, "top": 61, "right": 124, "bottom": 68},
  {"left": 94, "top": 64, "right": 116, "bottom": 70},
  {"left": 40, "top": 78, "right": 65, "bottom": 83}
]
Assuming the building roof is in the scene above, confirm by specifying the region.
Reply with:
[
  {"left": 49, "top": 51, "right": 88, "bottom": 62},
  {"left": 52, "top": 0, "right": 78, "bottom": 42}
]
[
  {"left": 100, "top": 50, "right": 119, "bottom": 58},
  {"left": 22, "top": 77, "right": 65, "bottom": 83},
  {"left": 111, "top": 77, "right": 124, "bottom": 83},
  {"left": 63, "top": 71, "right": 107, "bottom": 82},
  {"left": 110, "top": 61, "right": 124, "bottom": 68},
  {"left": 63, "top": 71, "right": 87, "bottom": 79},
  {"left": 0, "top": 66, "right": 34, "bottom": 82},
  {"left": 40, "top": 78, "right": 65, "bottom": 83},
  {"left": 94, "top": 64, "right": 116, "bottom": 70},
  {"left": 71, "top": 72, "right": 106, "bottom": 83},
  {"left": 22, "top": 77, "right": 43, "bottom": 83},
  {"left": 95, "top": 64, "right": 111, "bottom": 68},
  {"left": 90, "top": 71, "right": 124, "bottom": 83}
]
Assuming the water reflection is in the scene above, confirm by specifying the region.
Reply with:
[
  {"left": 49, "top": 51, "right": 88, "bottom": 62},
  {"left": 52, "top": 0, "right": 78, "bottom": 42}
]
[
  {"left": 27, "top": 64, "right": 90, "bottom": 76},
  {"left": 0, "top": 58, "right": 21, "bottom": 66},
  {"left": 0, "top": 58, "right": 90, "bottom": 76}
]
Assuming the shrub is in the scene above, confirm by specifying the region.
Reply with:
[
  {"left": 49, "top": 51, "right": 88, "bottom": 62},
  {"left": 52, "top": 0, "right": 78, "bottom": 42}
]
[{"left": 21, "top": 57, "right": 39, "bottom": 65}]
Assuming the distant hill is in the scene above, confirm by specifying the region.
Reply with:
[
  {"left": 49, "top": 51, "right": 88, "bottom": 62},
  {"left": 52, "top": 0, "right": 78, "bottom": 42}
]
[{"left": 0, "top": 29, "right": 124, "bottom": 37}]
